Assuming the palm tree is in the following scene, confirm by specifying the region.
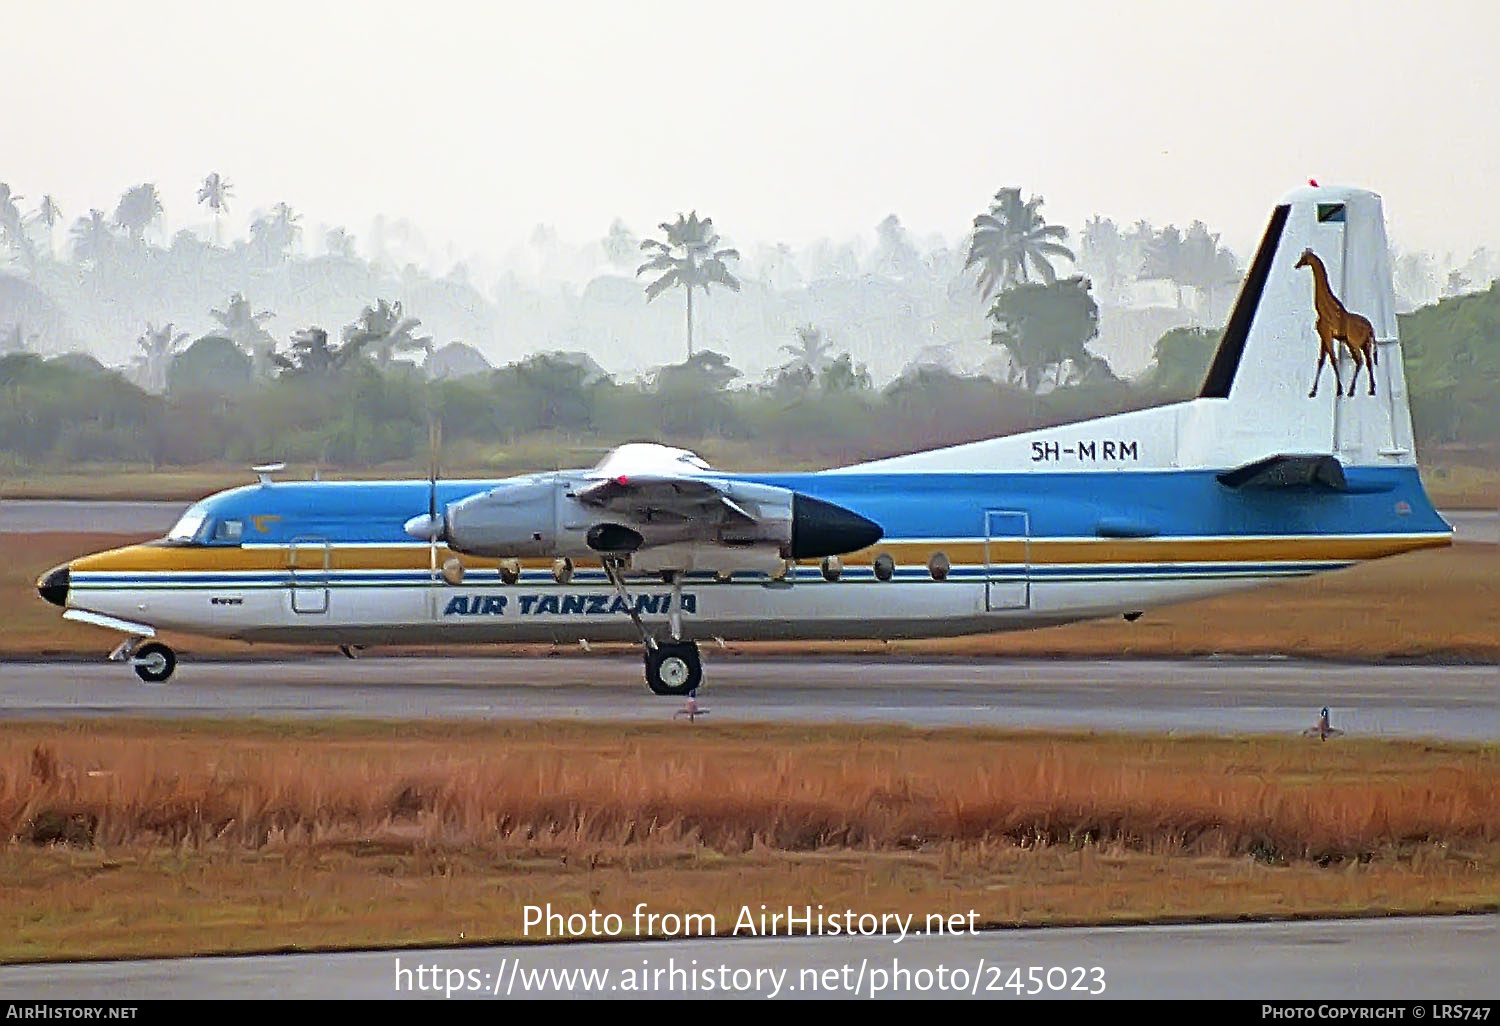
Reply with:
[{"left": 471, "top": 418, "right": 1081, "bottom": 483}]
[
  {"left": 270, "top": 202, "right": 300, "bottom": 242},
  {"left": 779, "top": 325, "right": 835, "bottom": 377},
  {"left": 872, "top": 214, "right": 921, "bottom": 279},
  {"left": 134, "top": 322, "right": 189, "bottom": 393},
  {"left": 197, "top": 172, "right": 233, "bottom": 245},
  {"left": 1078, "top": 215, "right": 1125, "bottom": 297},
  {"left": 602, "top": 218, "right": 637, "bottom": 268},
  {"left": 249, "top": 202, "right": 301, "bottom": 264},
  {"left": 33, "top": 195, "right": 62, "bottom": 257},
  {"left": 274, "top": 327, "right": 365, "bottom": 377},
  {"left": 324, "top": 226, "right": 357, "bottom": 259},
  {"left": 965, "top": 187, "right": 1074, "bottom": 299},
  {"left": 0, "top": 182, "right": 20, "bottom": 215},
  {"left": 0, "top": 184, "right": 32, "bottom": 266},
  {"left": 113, "top": 183, "right": 163, "bottom": 242},
  {"left": 342, "top": 299, "right": 433, "bottom": 370},
  {"left": 2, "top": 323, "right": 34, "bottom": 354},
  {"left": 69, "top": 210, "right": 115, "bottom": 269},
  {"left": 637, "top": 211, "right": 740, "bottom": 359},
  {"left": 210, "top": 292, "right": 277, "bottom": 378},
  {"left": 1143, "top": 225, "right": 1187, "bottom": 307}
]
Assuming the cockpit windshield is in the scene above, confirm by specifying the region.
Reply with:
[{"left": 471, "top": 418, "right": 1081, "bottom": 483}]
[{"left": 164, "top": 505, "right": 209, "bottom": 544}]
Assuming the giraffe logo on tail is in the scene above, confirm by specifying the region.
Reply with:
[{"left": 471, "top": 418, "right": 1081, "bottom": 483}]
[{"left": 1295, "top": 248, "right": 1379, "bottom": 398}]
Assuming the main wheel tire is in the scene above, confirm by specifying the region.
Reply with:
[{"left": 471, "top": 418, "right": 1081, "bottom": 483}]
[
  {"left": 133, "top": 642, "right": 176, "bottom": 685},
  {"left": 645, "top": 641, "right": 701, "bottom": 696}
]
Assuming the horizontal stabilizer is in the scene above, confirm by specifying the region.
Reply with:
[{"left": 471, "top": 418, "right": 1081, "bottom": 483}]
[{"left": 1217, "top": 454, "right": 1347, "bottom": 491}]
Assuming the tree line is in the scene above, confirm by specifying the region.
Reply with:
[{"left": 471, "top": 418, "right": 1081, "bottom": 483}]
[
  {"left": 1, "top": 172, "right": 1495, "bottom": 475},
  {"left": 2, "top": 277, "right": 1495, "bottom": 474},
  {"left": 0, "top": 172, "right": 1266, "bottom": 386}
]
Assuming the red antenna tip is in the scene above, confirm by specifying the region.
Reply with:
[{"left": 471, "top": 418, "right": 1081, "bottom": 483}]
[{"left": 1308, "top": 178, "right": 1320, "bottom": 187}]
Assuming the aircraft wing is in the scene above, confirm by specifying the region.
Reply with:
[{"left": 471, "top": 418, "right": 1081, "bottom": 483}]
[
  {"left": 437, "top": 441, "right": 880, "bottom": 566},
  {"left": 576, "top": 474, "right": 757, "bottom": 523}
]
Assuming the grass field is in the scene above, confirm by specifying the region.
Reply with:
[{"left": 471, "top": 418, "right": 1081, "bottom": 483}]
[
  {"left": 5, "top": 531, "right": 1498, "bottom": 661},
  {"left": 1, "top": 720, "right": 1497, "bottom": 962}
]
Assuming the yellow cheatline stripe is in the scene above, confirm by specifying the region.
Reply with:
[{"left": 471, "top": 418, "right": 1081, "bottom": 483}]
[
  {"left": 67, "top": 532, "right": 1450, "bottom": 574},
  {"left": 840, "top": 533, "right": 1450, "bottom": 566}
]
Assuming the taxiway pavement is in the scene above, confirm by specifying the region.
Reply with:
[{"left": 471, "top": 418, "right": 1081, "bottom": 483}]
[
  {"left": 2, "top": 656, "right": 1496, "bottom": 740},
  {"left": 0, "top": 914, "right": 1493, "bottom": 999}
]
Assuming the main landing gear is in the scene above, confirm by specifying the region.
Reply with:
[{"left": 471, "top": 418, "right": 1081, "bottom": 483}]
[
  {"left": 602, "top": 557, "right": 702, "bottom": 696},
  {"left": 646, "top": 641, "right": 702, "bottom": 696},
  {"left": 109, "top": 637, "right": 177, "bottom": 685}
]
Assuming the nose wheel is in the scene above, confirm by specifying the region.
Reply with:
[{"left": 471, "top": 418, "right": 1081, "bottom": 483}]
[
  {"left": 646, "top": 641, "right": 701, "bottom": 696},
  {"left": 119, "top": 640, "right": 176, "bottom": 685}
]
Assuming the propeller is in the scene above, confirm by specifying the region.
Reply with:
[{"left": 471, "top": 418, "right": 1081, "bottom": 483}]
[
  {"left": 417, "top": 414, "right": 467, "bottom": 587},
  {"left": 427, "top": 415, "right": 441, "bottom": 582},
  {"left": 402, "top": 414, "right": 446, "bottom": 543}
]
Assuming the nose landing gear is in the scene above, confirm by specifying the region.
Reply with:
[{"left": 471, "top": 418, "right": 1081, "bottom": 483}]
[{"left": 109, "top": 637, "right": 177, "bottom": 685}]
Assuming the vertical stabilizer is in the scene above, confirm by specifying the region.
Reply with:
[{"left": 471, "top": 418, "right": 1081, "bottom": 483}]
[
  {"left": 1185, "top": 184, "right": 1416, "bottom": 468},
  {"left": 834, "top": 184, "right": 1422, "bottom": 475}
]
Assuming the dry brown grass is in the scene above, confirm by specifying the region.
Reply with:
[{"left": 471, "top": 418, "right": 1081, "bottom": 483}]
[
  {"left": 6, "top": 722, "right": 1498, "bottom": 863},
  {"left": 1, "top": 721, "right": 1499, "bottom": 962}
]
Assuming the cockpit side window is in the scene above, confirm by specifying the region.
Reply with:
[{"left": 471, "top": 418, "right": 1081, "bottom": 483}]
[
  {"left": 211, "top": 519, "right": 244, "bottom": 544},
  {"left": 165, "top": 506, "right": 209, "bottom": 545}
]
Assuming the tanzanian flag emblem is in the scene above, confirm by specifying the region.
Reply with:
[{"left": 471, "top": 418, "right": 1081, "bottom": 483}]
[{"left": 1317, "top": 203, "right": 1346, "bottom": 223}]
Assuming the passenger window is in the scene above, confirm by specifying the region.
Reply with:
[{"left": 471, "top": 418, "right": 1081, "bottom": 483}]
[{"left": 213, "top": 519, "right": 244, "bottom": 543}]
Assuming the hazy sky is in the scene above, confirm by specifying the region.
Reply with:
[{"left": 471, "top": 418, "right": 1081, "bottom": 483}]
[{"left": 4, "top": 0, "right": 1497, "bottom": 263}]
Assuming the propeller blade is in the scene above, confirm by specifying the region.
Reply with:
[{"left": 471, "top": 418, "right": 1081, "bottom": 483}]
[
  {"left": 428, "top": 417, "right": 441, "bottom": 524},
  {"left": 428, "top": 416, "right": 442, "bottom": 575},
  {"left": 429, "top": 417, "right": 438, "bottom": 546},
  {"left": 405, "top": 412, "right": 449, "bottom": 544}
]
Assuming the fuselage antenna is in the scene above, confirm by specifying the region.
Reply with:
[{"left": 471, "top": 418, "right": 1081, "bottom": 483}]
[{"left": 252, "top": 462, "right": 287, "bottom": 486}]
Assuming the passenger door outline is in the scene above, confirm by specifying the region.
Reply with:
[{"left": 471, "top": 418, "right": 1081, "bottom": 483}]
[
  {"left": 984, "top": 510, "right": 1030, "bottom": 611},
  {"left": 289, "top": 537, "right": 330, "bottom": 615}
]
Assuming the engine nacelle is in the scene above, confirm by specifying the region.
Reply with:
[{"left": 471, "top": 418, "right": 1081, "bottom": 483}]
[
  {"left": 443, "top": 476, "right": 558, "bottom": 557},
  {"left": 434, "top": 470, "right": 881, "bottom": 571}
]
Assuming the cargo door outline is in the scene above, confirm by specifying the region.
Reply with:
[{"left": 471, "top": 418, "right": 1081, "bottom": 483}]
[
  {"left": 984, "top": 510, "right": 1030, "bottom": 610},
  {"left": 289, "top": 538, "right": 330, "bottom": 614}
]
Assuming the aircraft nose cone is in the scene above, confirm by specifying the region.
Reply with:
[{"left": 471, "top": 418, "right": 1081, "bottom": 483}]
[
  {"left": 37, "top": 564, "right": 69, "bottom": 608},
  {"left": 790, "top": 494, "right": 883, "bottom": 559}
]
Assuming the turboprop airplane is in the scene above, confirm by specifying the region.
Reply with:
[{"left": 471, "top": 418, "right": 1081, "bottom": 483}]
[{"left": 36, "top": 184, "right": 1452, "bottom": 695}]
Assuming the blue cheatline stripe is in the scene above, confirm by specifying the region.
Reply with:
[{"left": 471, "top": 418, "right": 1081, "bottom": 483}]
[
  {"left": 70, "top": 561, "right": 1349, "bottom": 591},
  {"left": 167, "top": 464, "right": 1450, "bottom": 547}
]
